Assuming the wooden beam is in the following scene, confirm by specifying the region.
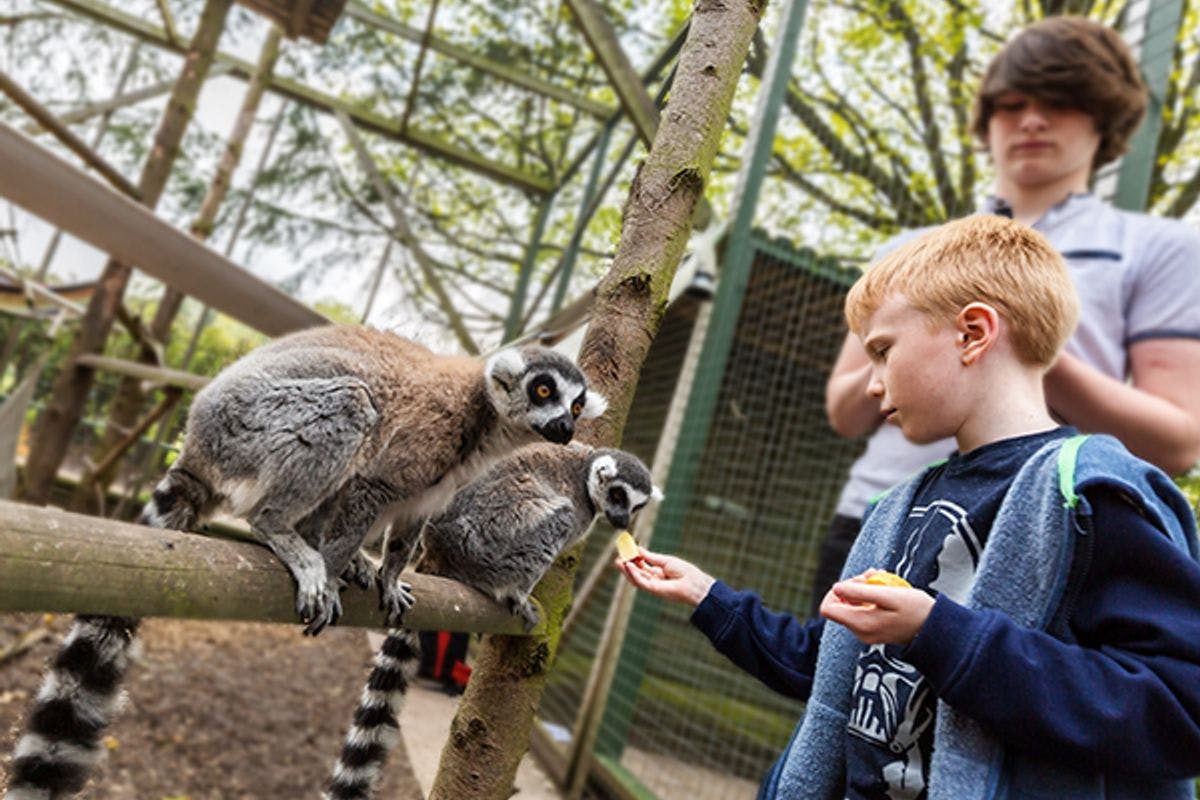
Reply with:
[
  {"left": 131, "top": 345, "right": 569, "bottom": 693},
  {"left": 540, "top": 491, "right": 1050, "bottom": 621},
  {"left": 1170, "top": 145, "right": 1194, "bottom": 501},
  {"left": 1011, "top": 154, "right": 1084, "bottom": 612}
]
[
  {"left": 0, "top": 500, "right": 539, "bottom": 635},
  {"left": 74, "top": 354, "right": 211, "bottom": 391},
  {"left": 22, "top": 64, "right": 236, "bottom": 136},
  {"left": 0, "top": 121, "right": 327, "bottom": 337},
  {"left": 0, "top": 68, "right": 142, "bottom": 200},
  {"left": 45, "top": 0, "right": 555, "bottom": 195},
  {"left": 344, "top": 1, "right": 613, "bottom": 120}
]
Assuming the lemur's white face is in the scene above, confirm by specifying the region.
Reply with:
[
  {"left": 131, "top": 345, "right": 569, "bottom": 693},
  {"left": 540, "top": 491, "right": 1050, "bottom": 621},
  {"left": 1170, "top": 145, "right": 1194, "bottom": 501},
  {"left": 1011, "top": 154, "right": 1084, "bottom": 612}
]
[
  {"left": 486, "top": 348, "right": 607, "bottom": 444},
  {"left": 587, "top": 455, "right": 659, "bottom": 531}
]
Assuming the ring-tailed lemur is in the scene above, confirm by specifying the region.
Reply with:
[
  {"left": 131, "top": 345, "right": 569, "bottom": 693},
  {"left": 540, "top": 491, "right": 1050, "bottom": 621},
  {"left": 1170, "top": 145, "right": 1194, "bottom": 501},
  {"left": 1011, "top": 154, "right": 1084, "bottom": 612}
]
[
  {"left": 325, "top": 442, "right": 660, "bottom": 800},
  {"left": 5, "top": 325, "right": 604, "bottom": 800}
]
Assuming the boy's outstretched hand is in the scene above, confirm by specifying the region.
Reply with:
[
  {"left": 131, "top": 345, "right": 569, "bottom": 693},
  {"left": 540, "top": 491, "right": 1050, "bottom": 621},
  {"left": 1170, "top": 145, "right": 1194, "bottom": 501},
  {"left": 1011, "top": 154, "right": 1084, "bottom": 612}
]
[
  {"left": 820, "top": 570, "right": 935, "bottom": 646},
  {"left": 616, "top": 548, "right": 716, "bottom": 608}
]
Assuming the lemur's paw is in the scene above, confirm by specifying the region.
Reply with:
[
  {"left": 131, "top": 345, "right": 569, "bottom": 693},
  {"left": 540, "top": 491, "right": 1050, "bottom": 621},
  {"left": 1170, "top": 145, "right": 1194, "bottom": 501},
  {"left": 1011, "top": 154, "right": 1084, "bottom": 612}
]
[
  {"left": 339, "top": 551, "right": 377, "bottom": 591},
  {"left": 508, "top": 596, "right": 540, "bottom": 632},
  {"left": 381, "top": 580, "right": 416, "bottom": 627},
  {"left": 298, "top": 577, "right": 342, "bottom": 636}
]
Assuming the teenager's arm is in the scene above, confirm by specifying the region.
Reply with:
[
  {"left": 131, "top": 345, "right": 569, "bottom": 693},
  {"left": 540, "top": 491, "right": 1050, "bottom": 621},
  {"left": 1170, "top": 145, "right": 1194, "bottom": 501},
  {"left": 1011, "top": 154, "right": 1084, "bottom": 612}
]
[
  {"left": 690, "top": 581, "right": 823, "bottom": 700},
  {"left": 901, "top": 490, "right": 1200, "bottom": 779},
  {"left": 825, "top": 332, "right": 883, "bottom": 438},
  {"left": 1045, "top": 339, "right": 1200, "bottom": 475}
]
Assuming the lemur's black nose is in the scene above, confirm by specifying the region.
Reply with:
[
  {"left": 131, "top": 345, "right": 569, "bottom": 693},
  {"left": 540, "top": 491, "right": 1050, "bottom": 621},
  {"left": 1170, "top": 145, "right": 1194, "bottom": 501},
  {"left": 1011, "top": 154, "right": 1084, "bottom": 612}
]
[
  {"left": 543, "top": 417, "right": 574, "bottom": 444},
  {"left": 607, "top": 511, "right": 630, "bottom": 531}
]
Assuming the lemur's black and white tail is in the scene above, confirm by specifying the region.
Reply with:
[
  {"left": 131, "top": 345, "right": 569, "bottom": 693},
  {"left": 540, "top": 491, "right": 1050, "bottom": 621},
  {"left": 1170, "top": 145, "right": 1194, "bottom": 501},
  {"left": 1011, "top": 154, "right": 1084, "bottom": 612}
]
[
  {"left": 325, "top": 629, "right": 421, "bottom": 800},
  {"left": 5, "top": 468, "right": 210, "bottom": 800},
  {"left": 5, "top": 616, "right": 140, "bottom": 800}
]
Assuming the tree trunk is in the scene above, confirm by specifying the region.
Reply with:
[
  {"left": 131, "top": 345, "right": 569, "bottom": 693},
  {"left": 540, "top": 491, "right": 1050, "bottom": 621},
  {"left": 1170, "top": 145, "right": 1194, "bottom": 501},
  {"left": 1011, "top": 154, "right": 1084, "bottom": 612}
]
[
  {"left": 426, "top": 0, "right": 766, "bottom": 796},
  {"left": 73, "top": 24, "right": 282, "bottom": 513},
  {"left": 19, "top": 0, "right": 234, "bottom": 505}
]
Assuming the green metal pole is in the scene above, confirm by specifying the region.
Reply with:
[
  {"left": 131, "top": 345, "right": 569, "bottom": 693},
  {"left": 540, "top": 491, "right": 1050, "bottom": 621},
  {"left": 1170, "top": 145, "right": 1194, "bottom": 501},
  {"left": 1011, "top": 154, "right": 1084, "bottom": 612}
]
[
  {"left": 593, "top": 0, "right": 811, "bottom": 763},
  {"left": 552, "top": 124, "right": 614, "bottom": 314},
  {"left": 1113, "top": 0, "right": 1184, "bottom": 211},
  {"left": 504, "top": 194, "right": 555, "bottom": 342}
]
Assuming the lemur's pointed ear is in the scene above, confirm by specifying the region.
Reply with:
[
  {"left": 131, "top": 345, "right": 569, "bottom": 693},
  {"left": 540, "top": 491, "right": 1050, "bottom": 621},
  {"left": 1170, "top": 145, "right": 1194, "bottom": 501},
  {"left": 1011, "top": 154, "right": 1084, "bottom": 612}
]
[
  {"left": 485, "top": 349, "right": 526, "bottom": 391},
  {"left": 580, "top": 390, "right": 608, "bottom": 420},
  {"left": 592, "top": 454, "right": 618, "bottom": 483},
  {"left": 651, "top": 485, "right": 664, "bottom": 502}
]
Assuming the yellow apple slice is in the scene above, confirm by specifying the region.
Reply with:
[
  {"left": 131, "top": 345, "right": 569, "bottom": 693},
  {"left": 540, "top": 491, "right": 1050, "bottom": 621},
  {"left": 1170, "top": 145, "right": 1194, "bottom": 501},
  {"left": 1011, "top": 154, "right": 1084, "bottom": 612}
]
[
  {"left": 865, "top": 570, "right": 911, "bottom": 588},
  {"left": 615, "top": 530, "right": 640, "bottom": 562}
]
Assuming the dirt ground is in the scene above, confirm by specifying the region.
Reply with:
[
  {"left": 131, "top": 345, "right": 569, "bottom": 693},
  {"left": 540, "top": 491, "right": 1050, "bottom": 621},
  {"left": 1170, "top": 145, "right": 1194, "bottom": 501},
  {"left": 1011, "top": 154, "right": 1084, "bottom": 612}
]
[{"left": 0, "top": 613, "right": 425, "bottom": 799}]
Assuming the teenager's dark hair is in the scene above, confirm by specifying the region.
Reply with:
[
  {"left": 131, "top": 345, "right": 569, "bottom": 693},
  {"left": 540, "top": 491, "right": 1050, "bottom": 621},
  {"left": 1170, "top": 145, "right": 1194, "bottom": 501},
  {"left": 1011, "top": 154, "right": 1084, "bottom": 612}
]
[{"left": 972, "top": 17, "right": 1147, "bottom": 168}]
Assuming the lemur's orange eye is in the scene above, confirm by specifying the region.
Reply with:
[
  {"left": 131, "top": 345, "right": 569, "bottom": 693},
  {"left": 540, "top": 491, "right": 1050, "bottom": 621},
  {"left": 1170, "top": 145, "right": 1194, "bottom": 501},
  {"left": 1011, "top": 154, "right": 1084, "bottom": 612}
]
[
  {"left": 536, "top": 384, "right": 552, "bottom": 399},
  {"left": 571, "top": 402, "right": 583, "bottom": 417}
]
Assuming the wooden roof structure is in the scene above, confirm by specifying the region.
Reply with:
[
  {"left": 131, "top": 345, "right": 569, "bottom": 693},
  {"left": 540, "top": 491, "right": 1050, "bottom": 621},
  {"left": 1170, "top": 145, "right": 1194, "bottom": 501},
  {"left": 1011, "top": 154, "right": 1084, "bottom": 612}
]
[{"left": 234, "top": 0, "right": 347, "bottom": 43}]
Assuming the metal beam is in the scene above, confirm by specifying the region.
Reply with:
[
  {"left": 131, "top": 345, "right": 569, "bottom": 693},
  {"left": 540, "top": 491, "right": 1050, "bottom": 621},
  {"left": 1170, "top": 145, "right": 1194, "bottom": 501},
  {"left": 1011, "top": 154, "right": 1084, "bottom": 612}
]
[
  {"left": 344, "top": 1, "right": 613, "bottom": 120},
  {"left": 1114, "top": 0, "right": 1185, "bottom": 211},
  {"left": 0, "top": 121, "right": 326, "bottom": 337},
  {"left": 45, "top": 0, "right": 555, "bottom": 195},
  {"left": 564, "top": 0, "right": 660, "bottom": 147}
]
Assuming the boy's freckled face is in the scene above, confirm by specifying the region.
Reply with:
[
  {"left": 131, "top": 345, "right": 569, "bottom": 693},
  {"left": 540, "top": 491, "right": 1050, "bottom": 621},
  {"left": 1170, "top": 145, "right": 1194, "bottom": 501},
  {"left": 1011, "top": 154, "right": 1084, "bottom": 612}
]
[
  {"left": 860, "top": 295, "right": 969, "bottom": 444},
  {"left": 987, "top": 91, "right": 1100, "bottom": 191}
]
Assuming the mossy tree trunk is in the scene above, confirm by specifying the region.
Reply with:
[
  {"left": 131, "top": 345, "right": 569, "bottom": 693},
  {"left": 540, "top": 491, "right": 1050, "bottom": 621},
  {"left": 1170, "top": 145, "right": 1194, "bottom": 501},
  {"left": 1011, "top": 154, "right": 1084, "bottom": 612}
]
[
  {"left": 19, "top": 0, "right": 233, "bottom": 505},
  {"left": 426, "top": 0, "right": 767, "bottom": 796},
  {"left": 73, "top": 24, "right": 283, "bottom": 514}
]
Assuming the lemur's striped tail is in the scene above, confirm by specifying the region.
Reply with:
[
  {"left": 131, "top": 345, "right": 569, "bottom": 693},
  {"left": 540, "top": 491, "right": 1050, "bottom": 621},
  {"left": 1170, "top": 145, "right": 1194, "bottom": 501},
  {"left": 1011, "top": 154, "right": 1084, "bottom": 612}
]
[
  {"left": 5, "top": 616, "right": 140, "bottom": 800},
  {"left": 5, "top": 468, "right": 209, "bottom": 799},
  {"left": 325, "top": 629, "right": 421, "bottom": 800}
]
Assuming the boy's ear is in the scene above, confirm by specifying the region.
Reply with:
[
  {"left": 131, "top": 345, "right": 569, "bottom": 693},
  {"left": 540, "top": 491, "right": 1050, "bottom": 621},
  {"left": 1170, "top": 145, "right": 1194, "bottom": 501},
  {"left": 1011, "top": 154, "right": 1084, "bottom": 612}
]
[{"left": 956, "top": 302, "right": 1000, "bottom": 366}]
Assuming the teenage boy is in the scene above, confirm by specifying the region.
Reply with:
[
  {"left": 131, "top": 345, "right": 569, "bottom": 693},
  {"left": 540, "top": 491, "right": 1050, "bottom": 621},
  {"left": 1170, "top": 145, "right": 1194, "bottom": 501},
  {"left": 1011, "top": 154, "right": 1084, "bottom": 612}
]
[
  {"left": 620, "top": 215, "right": 1200, "bottom": 799},
  {"left": 813, "top": 16, "right": 1200, "bottom": 615}
]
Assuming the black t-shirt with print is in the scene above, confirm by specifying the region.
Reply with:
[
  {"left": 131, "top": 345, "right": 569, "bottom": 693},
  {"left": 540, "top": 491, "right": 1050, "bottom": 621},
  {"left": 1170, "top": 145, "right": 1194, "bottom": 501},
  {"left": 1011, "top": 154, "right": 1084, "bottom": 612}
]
[{"left": 843, "top": 427, "right": 1072, "bottom": 800}]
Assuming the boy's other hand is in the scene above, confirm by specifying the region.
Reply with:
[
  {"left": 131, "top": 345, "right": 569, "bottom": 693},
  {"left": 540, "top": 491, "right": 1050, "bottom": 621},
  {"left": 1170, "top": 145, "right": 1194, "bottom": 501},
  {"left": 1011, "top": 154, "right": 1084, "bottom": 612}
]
[
  {"left": 616, "top": 548, "right": 716, "bottom": 608},
  {"left": 820, "top": 573, "right": 935, "bottom": 645}
]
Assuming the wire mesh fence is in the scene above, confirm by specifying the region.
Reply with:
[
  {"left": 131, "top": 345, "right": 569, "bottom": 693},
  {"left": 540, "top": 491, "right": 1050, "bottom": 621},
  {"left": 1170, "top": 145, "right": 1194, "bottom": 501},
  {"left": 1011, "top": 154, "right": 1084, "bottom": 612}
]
[
  {"left": 538, "top": 235, "right": 867, "bottom": 798},
  {"left": 535, "top": 1, "right": 1198, "bottom": 796}
]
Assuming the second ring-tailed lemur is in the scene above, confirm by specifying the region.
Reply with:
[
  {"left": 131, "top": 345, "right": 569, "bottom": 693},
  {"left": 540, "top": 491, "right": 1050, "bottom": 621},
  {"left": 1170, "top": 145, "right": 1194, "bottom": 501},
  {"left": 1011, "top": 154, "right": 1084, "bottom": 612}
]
[
  {"left": 325, "top": 442, "right": 660, "bottom": 800},
  {"left": 5, "top": 325, "right": 604, "bottom": 800}
]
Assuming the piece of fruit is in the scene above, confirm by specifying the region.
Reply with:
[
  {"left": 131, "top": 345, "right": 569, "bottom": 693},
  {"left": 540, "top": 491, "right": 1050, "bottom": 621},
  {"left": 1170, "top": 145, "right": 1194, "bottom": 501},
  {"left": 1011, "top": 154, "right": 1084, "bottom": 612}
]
[
  {"left": 865, "top": 570, "right": 911, "bottom": 588},
  {"left": 615, "top": 530, "right": 640, "bottom": 562}
]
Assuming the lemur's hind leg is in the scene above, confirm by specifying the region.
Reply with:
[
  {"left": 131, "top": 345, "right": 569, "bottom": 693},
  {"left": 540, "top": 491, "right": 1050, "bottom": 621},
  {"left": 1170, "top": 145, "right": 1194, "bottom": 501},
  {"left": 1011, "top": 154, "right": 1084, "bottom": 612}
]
[
  {"left": 240, "top": 378, "right": 378, "bottom": 635},
  {"left": 378, "top": 521, "right": 423, "bottom": 625},
  {"left": 314, "top": 475, "right": 399, "bottom": 592},
  {"left": 251, "top": 506, "right": 342, "bottom": 636},
  {"left": 296, "top": 494, "right": 375, "bottom": 591}
]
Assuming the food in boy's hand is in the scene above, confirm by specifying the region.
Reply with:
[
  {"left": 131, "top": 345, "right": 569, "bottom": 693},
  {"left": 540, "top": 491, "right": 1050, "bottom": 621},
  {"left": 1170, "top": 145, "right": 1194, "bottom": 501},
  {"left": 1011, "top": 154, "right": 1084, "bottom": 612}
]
[
  {"left": 615, "top": 530, "right": 641, "bottom": 562},
  {"left": 865, "top": 570, "right": 911, "bottom": 588}
]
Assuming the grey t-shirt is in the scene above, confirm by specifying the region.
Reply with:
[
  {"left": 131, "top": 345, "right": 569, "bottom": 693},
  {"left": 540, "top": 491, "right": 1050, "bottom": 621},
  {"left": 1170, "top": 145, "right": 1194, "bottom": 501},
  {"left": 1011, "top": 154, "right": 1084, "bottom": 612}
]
[{"left": 835, "top": 193, "right": 1200, "bottom": 518}]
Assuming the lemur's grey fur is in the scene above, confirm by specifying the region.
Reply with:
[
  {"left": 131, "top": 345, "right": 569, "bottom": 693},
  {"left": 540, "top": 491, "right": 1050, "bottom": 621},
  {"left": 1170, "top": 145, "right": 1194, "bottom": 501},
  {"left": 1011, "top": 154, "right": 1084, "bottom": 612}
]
[
  {"left": 325, "top": 442, "right": 659, "bottom": 800},
  {"left": 5, "top": 325, "right": 604, "bottom": 800}
]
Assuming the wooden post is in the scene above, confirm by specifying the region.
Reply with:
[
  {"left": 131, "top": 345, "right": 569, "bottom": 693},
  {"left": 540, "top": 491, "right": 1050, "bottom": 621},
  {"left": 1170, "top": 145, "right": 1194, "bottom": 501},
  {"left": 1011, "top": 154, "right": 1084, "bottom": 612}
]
[{"left": 426, "top": 0, "right": 768, "bottom": 795}]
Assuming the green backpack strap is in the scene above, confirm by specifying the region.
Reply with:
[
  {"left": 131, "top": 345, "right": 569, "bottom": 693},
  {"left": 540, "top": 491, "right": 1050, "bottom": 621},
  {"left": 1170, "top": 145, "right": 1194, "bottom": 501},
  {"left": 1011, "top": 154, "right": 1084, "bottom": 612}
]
[{"left": 1057, "top": 434, "right": 1090, "bottom": 509}]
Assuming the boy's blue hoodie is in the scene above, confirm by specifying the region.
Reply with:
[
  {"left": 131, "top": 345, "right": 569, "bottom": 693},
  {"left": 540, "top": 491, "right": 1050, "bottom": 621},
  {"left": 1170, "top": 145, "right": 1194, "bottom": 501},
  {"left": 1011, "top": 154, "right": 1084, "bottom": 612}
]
[{"left": 692, "top": 434, "right": 1200, "bottom": 799}]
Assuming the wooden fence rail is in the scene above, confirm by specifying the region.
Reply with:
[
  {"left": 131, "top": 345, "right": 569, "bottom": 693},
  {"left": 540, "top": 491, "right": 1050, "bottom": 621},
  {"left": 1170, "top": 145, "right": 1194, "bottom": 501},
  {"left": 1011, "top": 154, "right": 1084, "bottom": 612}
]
[{"left": 0, "top": 500, "right": 535, "bottom": 635}]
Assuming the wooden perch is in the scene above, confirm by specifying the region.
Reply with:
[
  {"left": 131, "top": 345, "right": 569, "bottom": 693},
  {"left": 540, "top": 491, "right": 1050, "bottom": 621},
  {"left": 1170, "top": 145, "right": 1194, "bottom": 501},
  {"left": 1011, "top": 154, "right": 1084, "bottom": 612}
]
[{"left": 0, "top": 500, "right": 536, "bottom": 636}]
